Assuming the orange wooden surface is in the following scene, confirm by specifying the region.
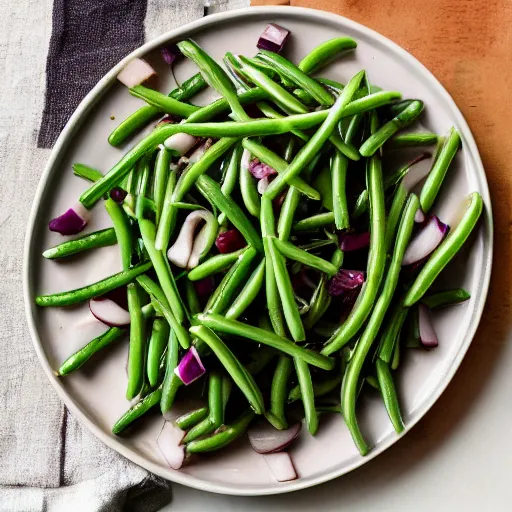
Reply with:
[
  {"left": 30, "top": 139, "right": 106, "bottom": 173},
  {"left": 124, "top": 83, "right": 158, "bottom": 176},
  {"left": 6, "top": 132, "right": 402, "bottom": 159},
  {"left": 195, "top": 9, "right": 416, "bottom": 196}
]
[{"left": 251, "top": 0, "right": 512, "bottom": 457}]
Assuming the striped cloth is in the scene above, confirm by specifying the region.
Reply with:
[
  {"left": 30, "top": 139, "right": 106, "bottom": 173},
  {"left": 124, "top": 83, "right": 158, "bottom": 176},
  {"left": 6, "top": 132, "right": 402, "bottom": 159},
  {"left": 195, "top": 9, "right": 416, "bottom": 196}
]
[{"left": 0, "top": 1, "right": 247, "bottom": 511}]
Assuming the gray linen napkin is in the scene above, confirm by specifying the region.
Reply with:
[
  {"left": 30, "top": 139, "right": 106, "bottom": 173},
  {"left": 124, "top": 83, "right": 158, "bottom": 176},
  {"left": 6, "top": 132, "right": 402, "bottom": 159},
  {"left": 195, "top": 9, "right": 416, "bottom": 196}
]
[{"left": 0, "top": 0, "right": 247, "bottom": 510}]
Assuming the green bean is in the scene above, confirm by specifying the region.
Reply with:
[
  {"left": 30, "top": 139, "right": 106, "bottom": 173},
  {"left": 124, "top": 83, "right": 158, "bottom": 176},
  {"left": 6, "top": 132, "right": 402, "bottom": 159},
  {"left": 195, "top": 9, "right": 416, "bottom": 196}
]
[
  {"left": 160, "top": 330, "right": 180, "bottom": 413},
  {"left": 58, "top": 327, "right": 124, "bottom": 376},
  {"left": 154, "top": 169, "right": 177, "bottom": 250},
  {"left": 81, "top": 92, "right": 400, "bottom": 209},
  {"left": 225, "top": 259, "right": 265, "bottom": 320},
  {"left": 264, "top": 70, "right": 364, "bottom": 200},
  {"left": 241, "top": 139, "right": 319, "bottom": 200},
  {"left": 147, "top": 318, "right": 170, "bottom": 387},
  {"left": 299, "top": 37, "right": 357, "bottom": 75},
  {"left": 288, "top": 374, "right": 341, "bottom": 403},
  {"left": 139, "top": 277, "right": 191, "bottom": 350},
  {"left": 73, "top": 163, "right": 103, "bottom": 182},
  {"left": 293, "top": 212, "right": 335, "bottom": 232},
  {"left": 260, "top": 196, "right": 286, "bottom": 336},
  {"left": 178, "top": 40, "right": 249, "bottom": 121},
  {"left": 391, "top": 339, "right": 400, "bottom": 370},
  {"left": 420, "top": 128, "right": 461, "bottom": 212},
  {"left": 195, "top": 174, "right": 263, "bottom": 252},
  {"left": 139, "top": 219, "right": 185, "bottom": 322},
  {"left": 135, "top": 156, "right": 152, "bottom": 219},
  {"left": 112, "top": 387, "right": 162, "bottom": 435},
  {"left": 304, "top": 275, "right": 331, "bottom": 330},
  {"left": 186, "top": 409, "right": 255, "bottom": 453},
  {"left": 360, "top": 101, "right": 424, "bottom": 157},
  {"left": 386, "top": 132, "right": 438, "bottom": 149},
  {"left": 257, "top": 50, "right": 334, "bottom": 106},
  {"left": 239, "top": 57, "right": 309, "bottom": 114},
  {"left": 153, "top": 146, "right": 170, "bottom": 225},
  {"left": 294, "top": 358, "right": 318, "bottom": 435},
  {"left": 292, "top": 88, "right": 317, "bottom": 106},
  {"left": 405, "top": 192, "right": 483, "bottom": 306},
  {"left": 183, "top": 371, "right": 224, "bottom": 443},
  {"left": 126, "top": 282, "right": 146, "bottom": 399},
  {"left": 129, "top": 85, "right": 200, "bottom": 117},
  {"left": 339, "top": 195, "right": 419, "bottom": 454},
  {"left": 267, "top": 356, "right": 292, "bottom": 430},
  {"left": 35, "top": 261, "right": 151, "bottom": 307},
  {"left": 219, "top": 144, "right": 243, "bottom": 225},
  {"left": 175, "top": 407, "right": 209, "bottom": 430},
  {"left": 384, "top": 183, "right": 409, "bottom": 254},
  {"left": 184, "top": 279, "right": 202, "bottom": 316},
  {"left": 187, "top": 248, "right": 245, "bottom": 282},
  {"left": 205, "top": 247, "right": 257, "bottom": 315},
  {"left": 224, "top": 52, "right": 252, "bottom": 91},
  {"left": 239, "top": 148, "right": 261, "bottom": 217},
  {"left": 332, "top": 150, "right": 350, "bottom": 230},
  {"left": 422, "top": 288, "right": 470, "bottom": 309},
  {"left": 375, "top": 358, "right": 404, "bottom": 433},
  {"left": 197, "top": 314, "right": 334, "bottom": 370},
  {"left": 109, "top": 72, "right": 207, "bottom": 146},
  {"left": 352, "top": 189, "right": 368, "bottom": 219},
  {"left": 379, "top": 305, "right": 408, "bottom": 363},
  {"left": 190, "top": 326, "right": 265, "bottom": 414},
  {"left": 272, "top": 238, "right": 338, "bottom": 276},
  {"left": 321, "top": 156, "right": 387, "bottom": 356},
  {"left": 267, "top": 233, "right": 305, "bottom": 342},
  {"left": 43, "top": 228, "right": 117, "bottom": 259},
  {"left": 278, "top": 189, "right": 301, "bottom": 242},
  {"left": 105, "top": 198, "right": 132, "bottom": 270},
  {"left": 331, "top": 247, "right": 344, "bottom": 269}
]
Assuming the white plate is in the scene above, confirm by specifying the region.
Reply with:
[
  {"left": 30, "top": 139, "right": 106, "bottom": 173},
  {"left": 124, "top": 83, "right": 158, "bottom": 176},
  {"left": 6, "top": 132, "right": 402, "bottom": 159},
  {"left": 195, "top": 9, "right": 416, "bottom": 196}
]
[{"left": 23, "top": 6, "right": 492, "bottom": 496}]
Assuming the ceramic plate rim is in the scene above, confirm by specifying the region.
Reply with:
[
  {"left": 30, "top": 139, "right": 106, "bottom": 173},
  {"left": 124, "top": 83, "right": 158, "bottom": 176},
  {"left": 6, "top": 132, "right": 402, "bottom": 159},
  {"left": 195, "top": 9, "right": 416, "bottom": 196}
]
[{"left": 23, "top": 5, "right": 493, "bottom": 496}]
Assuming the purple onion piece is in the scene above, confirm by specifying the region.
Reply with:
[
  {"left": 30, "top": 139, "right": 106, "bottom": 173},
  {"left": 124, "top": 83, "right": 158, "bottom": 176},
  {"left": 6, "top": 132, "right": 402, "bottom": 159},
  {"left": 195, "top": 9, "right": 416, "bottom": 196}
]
[
  {"left": 110, "top": 187, "right": 127, "bottom": 204},
  {"left": 402, "top": 215, "right": 449, "bottom": 266},
  {"left": 338, "top": 231, "right": 370, "bottom": 252},
  {"left": 249, "top": 158, "right": 277, "bottom": 179},
  {"left": 48, "top": 203, "right": 89, "bottom": 236},
  {"left": 257, "top": 23, "right": 290, "bottom": 54},
  {"left": 418, "top": 304, "right": 439, "bottom": 348},
  {"left": 328, "top": 269, "right": 365, "bottom": 298},
  {"left": 215, "top": 229, "right": 247, "bottom": 254},
  {"left": 160, "top": 45, "right": 181, "bottom": 66},
  {"left": 193, "top": 277, "right": 215, "bottom": 299},
  {"left": 174, "top": 347, "right": 205, "bottom": 385}
]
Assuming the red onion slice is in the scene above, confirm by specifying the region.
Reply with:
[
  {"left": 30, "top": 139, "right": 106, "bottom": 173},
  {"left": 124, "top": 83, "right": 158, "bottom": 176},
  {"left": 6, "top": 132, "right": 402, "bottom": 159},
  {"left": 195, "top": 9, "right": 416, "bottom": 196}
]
[
  {"left": 249, "top": 158, "right": 277, "bottom": 179},
  {"left": 263, "top": 452, "right": 298, "bottom": 482},
  {"left": 117, "top": 58, "right": 156, "bottom": 88},
  {"left": 157, "top": 421, "right": 186, "bottom": 470},
  {"left": 328, "top": 269, "right": 365, "bottom": 298},
  {"left": 402, "top": 215, "right": 449, "bottom": 266},
  {"left": 248, "top": 421, "right": 301, "bottom": 454},
  {"left": 49, "top": 202, "right": 89, "bottom": 236},
  {"left": 257, "top": 23, "right": 290, "bottom": 54},
  {"left": 339, "top": 231, "right": 370, "bottom": 252},
  {"left": 418, "top": 304, "right": 439, "bottom": 348},
  {"left": 89, "top": 298, "right": 130, "bottom": 327},
  {"left": 215, "top": 229, "right": 247, "bottom": 254},
  {"left": 174, "top": 347, "right": 205, "bottom": 385}
]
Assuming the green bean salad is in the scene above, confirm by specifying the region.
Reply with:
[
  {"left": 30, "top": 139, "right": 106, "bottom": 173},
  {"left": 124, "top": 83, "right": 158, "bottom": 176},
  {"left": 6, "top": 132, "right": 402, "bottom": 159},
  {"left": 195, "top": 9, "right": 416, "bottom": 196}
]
[{"left": 36, "top": 23, "right": 483, "bottom": 481}]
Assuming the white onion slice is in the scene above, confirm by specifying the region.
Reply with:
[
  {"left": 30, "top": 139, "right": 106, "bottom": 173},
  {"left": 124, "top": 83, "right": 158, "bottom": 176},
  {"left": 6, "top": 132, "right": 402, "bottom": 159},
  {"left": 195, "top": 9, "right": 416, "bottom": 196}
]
[
  {"left": 164, "top": 133, "right": 199, "bottom": 155},
  {"left": 157, "top": 421, "right": 186, "bottom": 470},
  {"left": 418, "top": 304, "right": 439, "bottom": 348},
  {"left": 167, "top": 210, "right": 215, "bottom": 268},
  {"left": 188, "top": 138, "right": 212, "bottom": 163},
  {"left": 402, "top": 215, "right": 449, "bottom": 266},
  {"left": 415, "top": 208, "right": 426, "bottom": 223},
  {"left": 89, "top": 298, "right": 130, "bottom": 327},
  {"left": 248, "top": 421, "right": 301, "bottom": 454},
  {"left": 117, "top": 58, "right": 156, "bottom": 88},
  {"left": 263, "top": 452, "right": 297, "bottom": 482},
  {"left": 257, "top": 176, "right": 270, "bottom": 195}
]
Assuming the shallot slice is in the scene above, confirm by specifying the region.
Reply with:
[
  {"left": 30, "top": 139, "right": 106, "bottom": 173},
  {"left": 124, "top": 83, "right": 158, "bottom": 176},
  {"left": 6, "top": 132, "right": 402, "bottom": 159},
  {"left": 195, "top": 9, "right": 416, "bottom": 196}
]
[
  {"left": 263, "top": 452, "right": 297, "bottom": 482},
  {"left": 248, "top": 421, "right": 301, "bottom": 454},
  {"left": 89, "top": 298, "right": 130, "bottom": 327},
  {"left": 157, "top": 421, "right": 186, "bottom": 470}
]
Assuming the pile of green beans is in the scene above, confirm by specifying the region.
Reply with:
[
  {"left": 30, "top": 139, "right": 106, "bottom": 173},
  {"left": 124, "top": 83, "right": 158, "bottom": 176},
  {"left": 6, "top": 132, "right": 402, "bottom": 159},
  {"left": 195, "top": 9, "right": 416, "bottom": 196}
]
[{"left": 36, "top": 32, "right": 483, "bottom": 462}]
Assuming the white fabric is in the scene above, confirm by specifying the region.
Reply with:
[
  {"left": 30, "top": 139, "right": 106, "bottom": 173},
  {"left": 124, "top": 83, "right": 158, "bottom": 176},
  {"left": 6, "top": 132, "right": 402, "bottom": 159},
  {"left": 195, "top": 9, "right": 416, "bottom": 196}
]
[{"left": 0, "top": 0, "right": 248, "bottom": 510}]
